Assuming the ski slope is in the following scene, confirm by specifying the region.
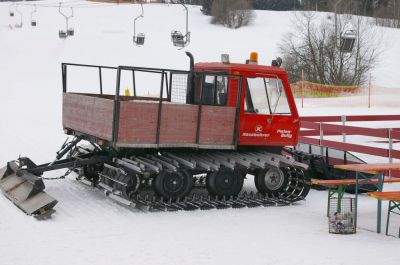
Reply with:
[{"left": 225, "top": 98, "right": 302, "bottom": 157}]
[{"left": 0, "top": 1, "right": 400, "bottom": 265}]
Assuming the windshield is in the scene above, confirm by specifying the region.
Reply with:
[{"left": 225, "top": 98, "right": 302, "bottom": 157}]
[{"left": 245, "top": 77, "right": 291, "bottom": 115}]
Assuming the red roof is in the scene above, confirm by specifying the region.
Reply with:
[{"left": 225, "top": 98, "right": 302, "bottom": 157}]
[{"left": 194, "top": 62, "right": 288, "bottom": 76}]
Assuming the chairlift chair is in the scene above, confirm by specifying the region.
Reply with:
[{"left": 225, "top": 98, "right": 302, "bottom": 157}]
[
  {"left": 67, "top": 28, "right": 75, "bottom": 36},
  {"left": 14, "top": 4, "right": 23, "bottom": 28},
  {"left": 133, "top": 3, "right": 145, "bottom": 46},
  {"left": 340, "top": 30, "right": 357, "bottom": 53},
  {"left": 58, "top": 3, "right": 74, "bottom": 39},
  {"left": 9, "top": 4, "right": 14, "bottom": 17},
  {"left": 31, "top": 5, "right": 37, "bottom": 27},
  {"left": 171, "top": 30, "right": 190, "bottom": 47},
  {"left": 59, "top": 30, "right": 68, "bottom": 39},
  {"left": 171, "top": 1, "right": 190, "bottom": 48},
  {"left": 134, "top": 33, "right": 145, "bottom": 45}
]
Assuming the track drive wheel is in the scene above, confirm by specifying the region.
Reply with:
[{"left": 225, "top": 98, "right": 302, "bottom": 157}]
[
  {"left": 113, "top": 171, "right": 140, "bottom": 200},
  {"left": 83, "top": 163, "right": 103, "bottom": 183},
  {"left": 206, "top": 168, "right": 245, "bottom": 198},
  {"left": 154, "top": 170, "right": 193, "bottom": 200},
  {"left": 254, "top": 168, "right": 288, "bottom": 196}
]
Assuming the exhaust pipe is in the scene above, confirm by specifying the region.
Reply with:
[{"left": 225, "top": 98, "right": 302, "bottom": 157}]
[{"left": 185, "top": 51, "right": 195, "bottom": 104}]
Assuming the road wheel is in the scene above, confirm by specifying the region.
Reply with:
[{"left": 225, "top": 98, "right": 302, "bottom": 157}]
[
  {"left": 206, "top": 168, "right": 244, "bottom": 198},
  {"left": 154, "top": 170, "right": 193, "bottom": 200},
  {"left": 254, "top": 168, "right": 288, "bottom": 196}
]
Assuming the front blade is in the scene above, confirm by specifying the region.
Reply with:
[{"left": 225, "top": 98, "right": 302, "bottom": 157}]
[{"left": 0, "top": 162, "right": 58, "bottom": 216}]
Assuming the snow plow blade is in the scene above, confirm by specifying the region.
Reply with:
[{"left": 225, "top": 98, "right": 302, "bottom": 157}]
[{"left": 0, "top": 161, "right": 58, "bottom": 217}]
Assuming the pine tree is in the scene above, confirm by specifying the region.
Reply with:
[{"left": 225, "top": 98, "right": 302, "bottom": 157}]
[
  {"left": 252, "top": 0, "right": 301, "bottom": 11},
  {"left": 201, "top": 0, "right": 214, "bottom": 15}
]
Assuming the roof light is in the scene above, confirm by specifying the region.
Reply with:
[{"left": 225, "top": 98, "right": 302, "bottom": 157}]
[
  {"left": 221, "top": 54, "right": 230, "bottom": 64},
  {"left": 249, "top": 52, "right": 258, "bottom": 64}
]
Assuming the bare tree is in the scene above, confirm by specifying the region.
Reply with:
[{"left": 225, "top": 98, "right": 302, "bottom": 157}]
[
  {"left": 211, "top": 0, "right": 254, "bottom": 28},
  {"left": 280, "top": 12, "right": 381, "bottom": 86}
]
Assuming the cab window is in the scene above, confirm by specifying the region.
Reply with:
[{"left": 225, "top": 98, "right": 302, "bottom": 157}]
[
  {"left": 201, "top": 75, "right": 228, "bottom": 106},
  {"left": 244, "top": 77, "right": 291, "bottom": 114}
]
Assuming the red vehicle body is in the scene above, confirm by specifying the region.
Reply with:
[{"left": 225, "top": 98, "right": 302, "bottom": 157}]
[
  {"left": 194, "top": 62, "right": 299, "bottom": 148},
  {"left": 61, "top": 55, "right": 300, "bottom": 152}
]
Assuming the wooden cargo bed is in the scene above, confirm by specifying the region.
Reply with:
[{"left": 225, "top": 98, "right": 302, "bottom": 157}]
[{"left": 62, "top": 93, "right": 237, "bottom": 149}]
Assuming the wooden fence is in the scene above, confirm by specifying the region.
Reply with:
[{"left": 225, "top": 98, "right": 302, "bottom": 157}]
[{"left": 299, "top": 115, "right": 400, "bottom": 176}]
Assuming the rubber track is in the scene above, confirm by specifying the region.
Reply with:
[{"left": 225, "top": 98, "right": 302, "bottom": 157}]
[{"left": 132, "top": 192, "right": 293, "bottom": 212}]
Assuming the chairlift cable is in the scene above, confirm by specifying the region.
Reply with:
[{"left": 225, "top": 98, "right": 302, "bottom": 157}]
[{"left": 15, "top": 1, "right": 124, "bottom": 9}]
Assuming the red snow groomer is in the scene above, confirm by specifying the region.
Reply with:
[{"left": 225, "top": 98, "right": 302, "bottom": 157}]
[{"left": 0, "top": 52, "right": 311, "bottom": 217}]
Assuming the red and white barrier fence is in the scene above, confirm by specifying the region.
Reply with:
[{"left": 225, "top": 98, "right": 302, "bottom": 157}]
[{"left": 299, "top": 115, "right": 400, "bottom": 177}]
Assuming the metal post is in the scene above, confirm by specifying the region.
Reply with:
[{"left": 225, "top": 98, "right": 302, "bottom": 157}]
[
  {"left": 112, "top": 67, "right": 122, "bottom": 144},
  {"left": 341, "top": 115, "right": 346, "bottom": 142},
  {"left": 99, "top": 67, "right": 103, "bottom": 95},
  {"left": 232, "top": 77, "right": 243, "bottom": 148},
  {"left": 386, "top": 201, "right": 391, "bottom": 235},
  {"left": 156, "top": 71, "right": 165, "bottom": 145},
  {"left": 368, "top": 73, "right": 371, "bottom": 108},
  {"left": 195, "top": 74, "right": 204, "bottom": 145},
  {"left": 301, "top": 69, "right": 304, "bottom": 108},
  {"left": 132, "top": 70, "right": 136, "bottom": 97},
  {"left": 388, "top": 128, "right": 393, "bottom": 163},
  {"left": 354, "top": 171, "right": 359, "bottom": 229},
  {"left": 376, "top": 172, "right": 384, "bottom": 234},
  {"left": 388, "top": 128, "right": 393, "bottom": 177},
  {"left": 62, "top": 64, "right": 67, "bottom": 93},
  {"left": 319, "top": 122, "right": 324, "bottom": 156}
]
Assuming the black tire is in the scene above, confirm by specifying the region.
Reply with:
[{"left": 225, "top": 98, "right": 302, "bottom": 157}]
[
  {"left": 254, "top": 168, "right": 288, "bottom": 196},
  {"left": 153, "top": 170, "right": 193, "bottom": 200},
  {"left": 206, "top": 168, "right": 245, "bottom": 198}
]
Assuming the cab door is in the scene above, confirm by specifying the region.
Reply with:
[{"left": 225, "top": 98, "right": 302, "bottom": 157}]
[{"left": 238, "top": 73, "right": 299, "bottom": 147}]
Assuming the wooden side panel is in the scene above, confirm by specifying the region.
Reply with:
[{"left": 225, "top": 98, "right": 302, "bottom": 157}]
[
  {"left": 159, "top": 104, "right": 199, "bottom": 144},
  {"left": 63, "top": 93, "right": 114, "bottom": 140},
  {"left": 199, "top": 106, "right": 236, "bottom": 145},
  {"left": 117, "top": 101, "right": 236, "bottom": 147},
  {"left": 118, "top": 101, "right": 158, "bottom": 144}
]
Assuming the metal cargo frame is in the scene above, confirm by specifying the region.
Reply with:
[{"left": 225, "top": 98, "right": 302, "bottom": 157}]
[{"left": 61, "top": 63, "right": 243, "bottom": 150}]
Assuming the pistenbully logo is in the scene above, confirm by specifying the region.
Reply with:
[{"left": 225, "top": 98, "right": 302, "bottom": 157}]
[{"left": 255, "top": 125, "right": 263, "bottom": 133}]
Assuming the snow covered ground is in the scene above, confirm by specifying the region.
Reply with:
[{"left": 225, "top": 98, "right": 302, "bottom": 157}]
[{"left": 0, "top": 1, "right": 400, "bottom": 265}]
